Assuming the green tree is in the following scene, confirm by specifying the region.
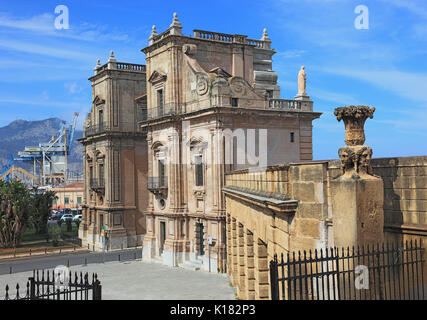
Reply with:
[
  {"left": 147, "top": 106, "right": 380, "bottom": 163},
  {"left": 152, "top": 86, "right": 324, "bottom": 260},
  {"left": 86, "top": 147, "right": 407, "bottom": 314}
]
[
  {"left": 0, "top": 180, "right": 32, "bottom": 248},
  {"left": 31, "top": 188, "right": 56, "bottom": 235}
]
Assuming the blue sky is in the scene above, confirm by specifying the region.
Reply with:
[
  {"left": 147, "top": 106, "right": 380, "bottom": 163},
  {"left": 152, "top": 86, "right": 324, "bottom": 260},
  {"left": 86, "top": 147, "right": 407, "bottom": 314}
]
[{"left": 0, "top": 0, "right": 426, "bottom": 160}]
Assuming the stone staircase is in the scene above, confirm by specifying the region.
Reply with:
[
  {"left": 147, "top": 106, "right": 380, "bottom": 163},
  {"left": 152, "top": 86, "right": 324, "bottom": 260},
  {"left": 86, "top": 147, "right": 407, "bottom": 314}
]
[{"left": 180, "top": 257, "right": 204, "bottom": 271}]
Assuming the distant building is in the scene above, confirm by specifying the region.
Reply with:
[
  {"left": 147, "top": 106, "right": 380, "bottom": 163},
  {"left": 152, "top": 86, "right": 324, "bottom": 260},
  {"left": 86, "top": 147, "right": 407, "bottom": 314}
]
[{"left": 50, "top": 182, "right": 84, "bottom": 210}]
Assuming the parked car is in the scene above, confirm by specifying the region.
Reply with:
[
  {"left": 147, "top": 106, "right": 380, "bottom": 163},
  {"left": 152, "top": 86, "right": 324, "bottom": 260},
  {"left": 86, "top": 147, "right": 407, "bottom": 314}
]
[
  {"left": 71, "top": 208, "right": 82, "bottom": 216},
  {"left": 48, "top": 213, "right": 62, "bottom": 221},
  {"left": 73, "top": 214, "right": 82, "bottom": 222},
  {"left": 60, "top": 213, "right": 74, "bottom": 222}
]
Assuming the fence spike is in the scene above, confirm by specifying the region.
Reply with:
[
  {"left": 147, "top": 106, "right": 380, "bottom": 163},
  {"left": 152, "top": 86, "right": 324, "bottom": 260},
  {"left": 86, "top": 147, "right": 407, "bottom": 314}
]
[
  {"left": 5, "top": 284, "right": 9, "bottom": 300},
  {"left": 26, "top": 281, "right": 30, "bottom": 298}
]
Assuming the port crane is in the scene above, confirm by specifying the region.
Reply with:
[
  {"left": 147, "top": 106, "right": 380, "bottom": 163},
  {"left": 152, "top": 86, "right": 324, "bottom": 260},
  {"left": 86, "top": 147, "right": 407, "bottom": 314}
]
[{"left": 11, "top": 112, "right": 80, "bottom": 186}]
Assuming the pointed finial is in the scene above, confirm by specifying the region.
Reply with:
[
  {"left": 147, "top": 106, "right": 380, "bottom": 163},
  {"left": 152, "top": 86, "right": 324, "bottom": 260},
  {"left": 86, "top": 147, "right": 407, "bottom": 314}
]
[
  {"left": 108, "top": 50, "right": 116, "bottom": 62},
  {"left": 170, "top": 12, "right": 182, "bottom": 35},
  {"left": 149, "top": 25, "right": 159, "bottom": 45},
  {"left": 94, "top": 59, "right": 101, "bottom": 70},
  {"left": 261, "top": 28, "right": 271, "bottom": 49},
  {"left": 261, "top": 28, "right": 271, "bottom": 41},
  {"left": 151, "top": 25, "right": 158, "bottom": 36}
]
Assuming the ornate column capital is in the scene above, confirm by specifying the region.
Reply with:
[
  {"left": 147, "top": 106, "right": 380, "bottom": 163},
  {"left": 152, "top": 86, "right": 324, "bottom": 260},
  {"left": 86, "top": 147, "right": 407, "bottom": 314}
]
[{"left": 334, "top": 105, "right": 378, "bottom": 179}]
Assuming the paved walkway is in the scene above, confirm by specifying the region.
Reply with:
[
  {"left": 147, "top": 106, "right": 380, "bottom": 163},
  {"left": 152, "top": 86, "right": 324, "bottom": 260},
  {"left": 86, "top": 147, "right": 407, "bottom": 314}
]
[{"left": 0, "top": 260, "right": 236, "bottom": 300}]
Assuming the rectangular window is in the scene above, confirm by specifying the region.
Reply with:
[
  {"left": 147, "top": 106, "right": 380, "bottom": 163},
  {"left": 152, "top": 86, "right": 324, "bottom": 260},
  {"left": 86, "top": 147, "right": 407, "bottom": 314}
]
[
  {"left": 77, "top": 197, "right": 82, "bottom": 204},
  {"left": 99, "top": 164, "right": 104, "bottom": 186},
  {"left": 267, "top": 90, "right": 273, "bottom": 98},
  {"left": 157, "top": 89, "right": 164, "bottom": 116},
  {"left": 195, "top": 155, "right": 204, "bottom": 187},
  {"left": 98, "top": 109, "right": 104, "bottom": 128},
  {"left": 158, "top": 159, "right": 165, "bottom": 187},
  {"left": 64, "top": 197, "right": 70, "bottom": 205},
  {"left": 231, "top": 98, "right": 238, "bottom": 107},
  {"left": 290, "top": 132, "right": 295, "bottom": 143}
]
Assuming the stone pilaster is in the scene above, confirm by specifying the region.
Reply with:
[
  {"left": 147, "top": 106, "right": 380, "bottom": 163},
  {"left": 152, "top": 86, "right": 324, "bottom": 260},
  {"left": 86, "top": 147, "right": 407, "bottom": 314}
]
[
  {"left": 244, "top": 229, "right": 255, "bottom": 300},
  {"left": 238, "top": 223, "right": 246, "bottom": 298},
  {"left": 254, "top": 238, "right": 269, "bottom": 300}
]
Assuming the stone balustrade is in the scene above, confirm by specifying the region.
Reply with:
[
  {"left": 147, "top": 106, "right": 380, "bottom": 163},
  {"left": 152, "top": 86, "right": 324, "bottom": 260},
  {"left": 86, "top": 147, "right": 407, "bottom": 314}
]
[
  {"left": 96, "top": 62, "right": 146, "bottom": 74},
  {"left": 193, "top": 30, "right": 271, "bottom": 49},
  {"left": 268, "top": 99, "right": 302, "bottom": 110}
]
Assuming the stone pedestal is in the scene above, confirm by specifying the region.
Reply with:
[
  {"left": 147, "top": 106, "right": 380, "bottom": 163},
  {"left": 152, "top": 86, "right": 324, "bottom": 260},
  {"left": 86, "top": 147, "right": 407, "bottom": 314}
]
[
  {"left": 331, "top": 176, "right": 384, "bottom": 248},
  {"left": 332, "top": 105, "right": 384, "bottom": 248}
]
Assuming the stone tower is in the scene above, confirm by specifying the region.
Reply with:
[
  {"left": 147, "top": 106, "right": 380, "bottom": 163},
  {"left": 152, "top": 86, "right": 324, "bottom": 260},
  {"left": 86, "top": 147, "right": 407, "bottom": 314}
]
[{"left": 78, "top": 52, "right": 148, "bottom": 250}]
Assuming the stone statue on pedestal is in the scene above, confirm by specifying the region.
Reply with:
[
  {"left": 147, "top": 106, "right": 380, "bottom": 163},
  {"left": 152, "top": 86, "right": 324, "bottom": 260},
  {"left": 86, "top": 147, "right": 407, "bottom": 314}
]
[{"left": 298, "top": 66, "right": 306, "bottom": 95}]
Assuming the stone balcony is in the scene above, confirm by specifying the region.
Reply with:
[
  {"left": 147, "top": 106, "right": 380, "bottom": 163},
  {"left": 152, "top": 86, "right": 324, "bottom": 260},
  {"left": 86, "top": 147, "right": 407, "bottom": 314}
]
[
  {"left": 95, "top": 62, "right": 146, "bottom": 76},
  {"left": 83, "top": 122, "right": 141, "bottom": 138},
  {"left": 140, "top": 98, "right": 313, "bottom": 123}
]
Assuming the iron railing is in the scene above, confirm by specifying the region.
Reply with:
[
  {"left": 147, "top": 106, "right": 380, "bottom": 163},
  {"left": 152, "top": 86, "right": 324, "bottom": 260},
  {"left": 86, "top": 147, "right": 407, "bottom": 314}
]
[
  {"left": 270, "top": 240, "right": 425, "bottom": 300},
  {"left": 148, "top": 176, "right": 168, "bottom": 190},
  {"left": 90, "top": 178, "right": 105, "bottom": 190},
  {"left": 84, "top": 122, "right": 140, "bottom": 137},
  {"left": 4, "top": 270, "right": 101, "bottom": 300},
  {"left": 143, "top": 104, "right": 178, "bottom": 121}
]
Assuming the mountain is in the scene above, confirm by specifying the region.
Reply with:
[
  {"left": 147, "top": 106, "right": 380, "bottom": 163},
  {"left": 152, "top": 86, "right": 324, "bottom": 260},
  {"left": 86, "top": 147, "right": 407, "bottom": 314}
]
[{"left": 0, "top": 118, "right": 83, "bottom": 173}]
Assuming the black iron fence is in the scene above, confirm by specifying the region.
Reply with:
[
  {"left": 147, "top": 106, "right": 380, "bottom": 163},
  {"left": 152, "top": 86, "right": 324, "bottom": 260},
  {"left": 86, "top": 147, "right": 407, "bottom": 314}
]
[
  {"left": 4, "top": 269, "right": 101, "bottom": 300},
  {"left": 270, "top": 240, "right": 425, "bottom": 300}
]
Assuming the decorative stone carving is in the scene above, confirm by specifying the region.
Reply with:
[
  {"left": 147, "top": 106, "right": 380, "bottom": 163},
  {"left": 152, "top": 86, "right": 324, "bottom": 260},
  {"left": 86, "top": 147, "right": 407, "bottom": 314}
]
[
  {"left": 334, "top": 105, "right": 375, "bottom": 146},
  {"left": 196, "top": 74, "right": 209, "bottom": 96},
  {"left": 335, "top": 105, "right": 378, "bottom": 179},
  {"left": 230, "top": 77, "right": 246, "bottom": 96},
  {"left": 183, "top": 44, "right": 197, "bottom": 56}
]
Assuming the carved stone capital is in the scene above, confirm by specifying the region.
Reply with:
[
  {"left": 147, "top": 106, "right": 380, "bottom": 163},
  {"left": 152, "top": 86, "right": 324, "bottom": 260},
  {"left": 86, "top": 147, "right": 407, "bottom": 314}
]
[{"left": 334, "top": 105, "right": 375, "bottom": 146}]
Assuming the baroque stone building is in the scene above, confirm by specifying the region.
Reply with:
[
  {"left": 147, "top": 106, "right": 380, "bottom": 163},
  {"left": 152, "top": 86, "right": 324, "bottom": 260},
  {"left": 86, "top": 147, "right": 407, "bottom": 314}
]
[
  {"left": 140, "top": 14, "right": 320, "bottom": 271},
  {"left": 78, "top": 53, "right": 148, "bottom": 250},
  {"left": 79, "top": 13, "right": 321, "bottom": 270}
]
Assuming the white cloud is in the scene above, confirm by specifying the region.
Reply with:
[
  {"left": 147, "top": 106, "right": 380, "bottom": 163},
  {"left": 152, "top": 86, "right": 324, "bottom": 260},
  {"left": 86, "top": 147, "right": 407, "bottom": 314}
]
[
  {"left": 318, "top": 67, "right": 427, "bottom": 104},
  {"left": 0, "top": 12, "right": 130, "bottom": 42},
  {"left": 0, "top": 13, "right": 54, "bottom": 32},
  {"left": 0, "top": 39, "right": 94, "bottom": 61},
  {"left": 65, "top": 82, "right": 83, "bottom": 94},
  {"left": 310, "top": 87, "right": 359, "bottom": 106}
]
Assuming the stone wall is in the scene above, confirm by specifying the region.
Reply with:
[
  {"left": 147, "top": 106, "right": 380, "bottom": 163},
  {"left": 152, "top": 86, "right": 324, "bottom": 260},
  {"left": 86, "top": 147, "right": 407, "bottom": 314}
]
[{"left": 224, "top": 156, "right": 427, "bottom": 299}]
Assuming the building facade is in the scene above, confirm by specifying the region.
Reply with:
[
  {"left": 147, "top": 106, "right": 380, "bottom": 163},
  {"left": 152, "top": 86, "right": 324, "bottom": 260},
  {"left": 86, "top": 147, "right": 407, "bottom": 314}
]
[
  {"left": 50, "top": 182, "right": 83, "bottom": 211},
  {"left": 140, "top": 14, "right": 320, "bottom": 271},
  {"left": 78, "top": 53, "right": 148, "bottom": 250}
]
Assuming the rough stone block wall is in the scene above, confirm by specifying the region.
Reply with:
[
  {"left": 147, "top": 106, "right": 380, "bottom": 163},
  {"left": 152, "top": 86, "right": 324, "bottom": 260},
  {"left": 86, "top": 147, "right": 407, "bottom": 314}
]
[{"left": 370, "top": 156, "right": 427, "bottom": 228}]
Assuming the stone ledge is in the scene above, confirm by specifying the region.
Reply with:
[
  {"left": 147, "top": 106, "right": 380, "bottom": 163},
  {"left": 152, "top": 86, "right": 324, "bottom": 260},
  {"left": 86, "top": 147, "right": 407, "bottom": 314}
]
[{"left": 223, "top": 186, "right": 298, "bottom": 214}]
